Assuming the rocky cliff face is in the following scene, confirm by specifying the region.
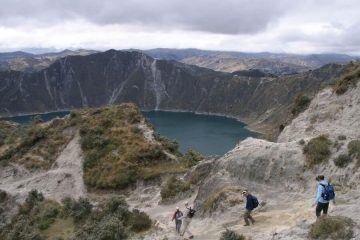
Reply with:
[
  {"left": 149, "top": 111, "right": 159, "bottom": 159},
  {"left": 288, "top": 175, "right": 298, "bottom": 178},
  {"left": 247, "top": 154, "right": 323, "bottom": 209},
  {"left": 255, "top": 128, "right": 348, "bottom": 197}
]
[
  {"left": 0, "top": 50, "right": 354, "bottom": 134},
  {"left": 182, "top": 82, "right": 360, "bottom": 239}
]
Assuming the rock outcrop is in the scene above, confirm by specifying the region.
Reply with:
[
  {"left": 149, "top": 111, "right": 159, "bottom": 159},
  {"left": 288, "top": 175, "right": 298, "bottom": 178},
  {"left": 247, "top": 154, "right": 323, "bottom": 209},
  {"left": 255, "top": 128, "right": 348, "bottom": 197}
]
[{"left": 180, "top": 82, "right": 360, "bottom": 239}]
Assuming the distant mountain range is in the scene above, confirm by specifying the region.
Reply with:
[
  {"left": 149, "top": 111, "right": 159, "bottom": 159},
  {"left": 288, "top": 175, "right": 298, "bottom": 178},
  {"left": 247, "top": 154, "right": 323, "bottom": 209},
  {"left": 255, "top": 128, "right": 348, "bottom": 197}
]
[
  {"left": 140, "top": 48, "right": 359, "bottom": 75},
  {"left": 0, "top": 49, "right": 98, "bottom": 72},
  {"left": 1, "top": 48, "right": 358, "bottom": 75},
  {"left": 0, "top": 49, "right": 353, "bottom": 134}
]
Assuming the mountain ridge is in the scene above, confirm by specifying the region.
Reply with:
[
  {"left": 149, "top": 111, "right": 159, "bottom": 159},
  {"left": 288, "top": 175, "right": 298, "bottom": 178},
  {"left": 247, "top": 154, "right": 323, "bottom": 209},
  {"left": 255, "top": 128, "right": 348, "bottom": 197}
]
[{"left": 0, "top": 50, "right": 356, "bottom": 136}]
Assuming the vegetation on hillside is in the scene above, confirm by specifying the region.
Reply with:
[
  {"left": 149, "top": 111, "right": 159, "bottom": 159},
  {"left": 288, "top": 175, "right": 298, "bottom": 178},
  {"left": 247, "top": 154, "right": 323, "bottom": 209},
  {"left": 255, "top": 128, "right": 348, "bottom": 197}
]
[
  {"left": 203, "top": 187, "right": 243, "bottom": 213},
  {"left": 0, "top": 121, "right": 19, "bottom": 147},
  {"left": 0, "top": 190, "right": 152, "bottom": 240},
  {"left": 309, "top": 216, "right": 354, "bottom": 240},
  {"left": 76, "top": 104, "right": 188, "bottom": 189},
  {"left": 348, "top": 140, "right": 360, "bottom": 167},
  {"left": 291, "top": 94, "right": 312, "bottom": 116},
  {"left": 160, "top": 176, "right": 191, "bottom": 200},
  {"left": 334, "top": 154, "right": 352, "bottom": 168},
  {"left": 303, "top": 135, "right": 332, "bottom": 166},
  {"left": 0, "top": 117, "right": 74, "bottom": 169},
  {"left": 220, "top": 229, "right": 247, "bottom": 240},
  {"left": 154, "top": 133, "right": 180, "bottom": 155},
  {"left": 334, "top": 64, "right": 360, "bottom": 94},
  {"left": 181, "top": 150, "right": 205, "bottom": 168},
  {"left": 0, "top": 103, "right": 201, "bottom": 190}
]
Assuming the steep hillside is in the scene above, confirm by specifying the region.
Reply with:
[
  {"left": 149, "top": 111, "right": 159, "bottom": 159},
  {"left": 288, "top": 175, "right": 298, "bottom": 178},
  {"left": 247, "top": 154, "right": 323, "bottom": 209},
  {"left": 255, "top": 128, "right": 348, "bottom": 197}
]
[
  {"left": 129, "top": 71, "right": 360, "bottom": 240},
  {"left": 0, "top": 50, "right": 356, "bottom": 136}
]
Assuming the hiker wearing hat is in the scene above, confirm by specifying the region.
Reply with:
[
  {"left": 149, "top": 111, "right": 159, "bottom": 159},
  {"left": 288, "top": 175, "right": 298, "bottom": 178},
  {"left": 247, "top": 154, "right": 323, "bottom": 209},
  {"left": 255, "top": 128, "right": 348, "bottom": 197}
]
[
  {"left": 172, "top": 206, "right": 183, "bottom": 234},
  {"left": 242, "top": 190, "right": 259, "bottom": 226},
  {"left": 180, "top": 201, "right": 195, "bottom": 239}
]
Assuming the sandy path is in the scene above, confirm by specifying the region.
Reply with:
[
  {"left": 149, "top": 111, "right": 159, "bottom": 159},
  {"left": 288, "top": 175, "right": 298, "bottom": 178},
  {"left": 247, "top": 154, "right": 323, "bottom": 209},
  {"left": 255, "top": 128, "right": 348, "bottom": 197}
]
[
  {"left": 0, "top": 133, "right": 86, "bottom": 202},
  {"left": 127, "top": 186, "right": 323, "bottom": 240}
]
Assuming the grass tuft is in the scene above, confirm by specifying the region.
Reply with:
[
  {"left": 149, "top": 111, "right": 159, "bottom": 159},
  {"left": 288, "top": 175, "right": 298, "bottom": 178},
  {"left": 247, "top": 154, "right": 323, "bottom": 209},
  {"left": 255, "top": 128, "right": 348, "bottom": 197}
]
[
  {"left": 348, "top": 140, "right": 360, "bottom": 167},
  {"left": 310, "top": 216, "right": 354, "bottom": 240},
  {"left": 291, "top": 94, "right": 311, "bottom": 116},
  {"left": 220, "top": 229, "right": 247, "bottom": 240},
  {"left": 334, "top": 154, "right": 352, "bottom": 168},
  {"left": 334, "top": 65, "right": 360, "bottom": 94}
]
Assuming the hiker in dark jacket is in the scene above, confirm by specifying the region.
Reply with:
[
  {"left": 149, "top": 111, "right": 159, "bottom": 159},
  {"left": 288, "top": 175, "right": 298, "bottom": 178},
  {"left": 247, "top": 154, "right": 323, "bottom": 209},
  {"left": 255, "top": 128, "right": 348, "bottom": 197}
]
[
  {"left": 242, "top": 190, "right": 256, "bottom": 226},
  {"left": 172, "top": 206, "right": 183, "bottom": 234}
]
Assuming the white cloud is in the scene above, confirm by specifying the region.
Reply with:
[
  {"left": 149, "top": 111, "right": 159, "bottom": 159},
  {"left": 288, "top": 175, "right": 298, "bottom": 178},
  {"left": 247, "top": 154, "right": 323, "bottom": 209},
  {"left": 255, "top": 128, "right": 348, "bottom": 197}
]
[{"left": 0, "top": 0, "right": 359, "bottom": 54}]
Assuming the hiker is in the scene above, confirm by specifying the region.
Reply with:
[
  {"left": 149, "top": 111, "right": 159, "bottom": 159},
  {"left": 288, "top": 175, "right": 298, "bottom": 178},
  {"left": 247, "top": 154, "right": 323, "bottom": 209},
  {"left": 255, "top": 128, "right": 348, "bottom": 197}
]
[
  {"left": 172, "top": 206, "right": 183, "bottom": 234},
  {"left": 313, "top": 175, "right": 336, "bottom": 218},
  {"left": 180, "top": 201, "right": 195, "bottom": 239},
  {"left": 242, "top": 190, "right": 258, "bottom": 226}
]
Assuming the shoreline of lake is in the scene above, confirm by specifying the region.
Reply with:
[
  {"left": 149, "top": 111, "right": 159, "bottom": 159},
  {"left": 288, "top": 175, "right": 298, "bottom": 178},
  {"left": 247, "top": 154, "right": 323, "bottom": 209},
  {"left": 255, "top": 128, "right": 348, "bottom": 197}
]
[{"left": 0, "top": 107, "right": 262, "bottom": 133}]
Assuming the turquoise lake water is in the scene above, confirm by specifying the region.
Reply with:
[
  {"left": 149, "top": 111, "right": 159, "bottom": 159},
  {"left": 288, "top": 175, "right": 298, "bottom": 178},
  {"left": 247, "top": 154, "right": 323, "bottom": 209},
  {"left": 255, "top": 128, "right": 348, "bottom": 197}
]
[
  {"left": 142, "top": 111, "right": 259, "bottom": 156},
  {"left": 1, "top": 110, "right": 259, "bottom": 156}
]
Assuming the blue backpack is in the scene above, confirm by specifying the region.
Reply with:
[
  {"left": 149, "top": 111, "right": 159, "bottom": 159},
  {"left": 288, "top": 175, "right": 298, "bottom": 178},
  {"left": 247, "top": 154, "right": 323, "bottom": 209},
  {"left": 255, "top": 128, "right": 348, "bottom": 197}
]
[{"left": 320, "top": 183, "right": 335, "bottom": 201}]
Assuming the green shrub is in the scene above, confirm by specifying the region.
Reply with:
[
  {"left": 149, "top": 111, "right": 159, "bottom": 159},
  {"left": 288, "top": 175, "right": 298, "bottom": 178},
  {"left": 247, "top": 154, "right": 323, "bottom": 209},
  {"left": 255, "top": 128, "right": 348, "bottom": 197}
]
[
  {"left": 37, "top": 217, "right": 56, "bottom": 230},
  {"left": 160, "top": 176, "right": 191, "bottom": 200},
  {"left": 181, "top": 150, "right": 205, "bottom": 168},
  {"left": 25, "top": 189, "right": 44, "bottom": 206},
  {"left": 74, "top": 215, "right": 127, "bottom": 240},
  {"left": 155, "top": 134, "right": 179, "bottom": 154},
  {"left": 338, "top": 135, "right": 347, "bottom": 141},
  {"left": 334, "top": 154, "right": 352, "bottom": 168},
  {"left": 80, "top": 127, "right": 109, "bottom": 151},
  {"left": 303, "top": 136, "right": 332, "bottom": 166},
  {"left": 348, "top": 140, "right": 360, "bottom": 167},
  {"left": 129, "top": 209, "right": 152, "bottom": 232},
  {"left": 62, "top": 197, "right": 93, "bottom": 223},
  {"left": 220, "top": 229, "right": 246, "bottom": 240},
  {"left": 291, "top": 94, "right": 311, "bottom": 115},
  {"left": 104, "top": 197, "right": 130, "bottom": 222},
  {"left": 310, "top": 216, "right": 354, "bottom": 239}
]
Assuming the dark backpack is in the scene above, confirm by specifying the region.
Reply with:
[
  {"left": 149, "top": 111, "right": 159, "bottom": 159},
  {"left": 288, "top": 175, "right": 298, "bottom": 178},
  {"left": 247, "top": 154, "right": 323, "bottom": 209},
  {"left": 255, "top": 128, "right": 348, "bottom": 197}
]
[
  {"left": 252, "top": 196, "right": 259, "bottom": 209},
  {"left": 187, "top": 207, "right": 196, "bottom": 218},
  {"left": 320, "top": 183, "right": 335, "bottom": 201}
]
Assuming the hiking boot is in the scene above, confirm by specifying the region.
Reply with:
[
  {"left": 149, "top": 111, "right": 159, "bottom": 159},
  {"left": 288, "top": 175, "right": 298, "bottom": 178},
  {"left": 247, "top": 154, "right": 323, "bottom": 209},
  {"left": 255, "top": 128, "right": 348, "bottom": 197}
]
[
  {"left": 189, "top": 236, "right": 194, "bottom": 239},
  {"left": 243, "top": 224, "right": 250, "bottom": 226}
]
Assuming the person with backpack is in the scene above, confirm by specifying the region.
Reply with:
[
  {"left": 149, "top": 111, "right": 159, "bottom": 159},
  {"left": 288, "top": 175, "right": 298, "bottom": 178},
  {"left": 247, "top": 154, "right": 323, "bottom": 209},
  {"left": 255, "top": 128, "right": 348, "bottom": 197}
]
[
  {"left": 172, "top": 206, "right": 183, "bottom": 234},
  {"left": 242, "top": 190, "right": 258, "bottom": 226},
  {"left": 180, "top": 201, "right": 195, "bottom": 239},
  {"left": 313, "top": 175, "right": 336, "bottom": 218}
]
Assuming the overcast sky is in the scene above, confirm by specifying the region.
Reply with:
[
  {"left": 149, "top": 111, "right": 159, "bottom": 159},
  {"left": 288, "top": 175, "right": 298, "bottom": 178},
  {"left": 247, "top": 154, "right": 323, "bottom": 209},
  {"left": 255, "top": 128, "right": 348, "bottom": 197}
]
[{"left": 0, "top": 0, "right": 359, "bottom": 54}]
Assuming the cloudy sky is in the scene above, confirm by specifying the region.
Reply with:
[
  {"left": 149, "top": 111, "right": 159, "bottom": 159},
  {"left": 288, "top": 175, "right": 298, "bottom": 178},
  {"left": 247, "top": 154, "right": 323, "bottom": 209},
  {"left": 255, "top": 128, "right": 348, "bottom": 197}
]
[{"left": 0, "top": 0, "right": 359, "bottom": 54}]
